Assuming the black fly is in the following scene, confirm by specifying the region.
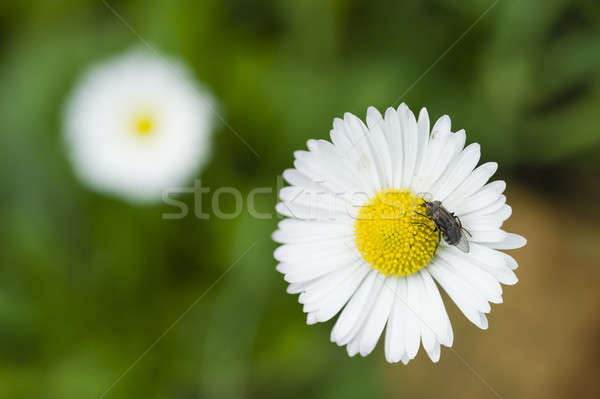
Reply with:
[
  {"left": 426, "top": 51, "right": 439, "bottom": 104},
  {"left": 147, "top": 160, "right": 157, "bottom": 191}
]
[{"left": 416, "top": 200, "right": 471, "bottom": 253}]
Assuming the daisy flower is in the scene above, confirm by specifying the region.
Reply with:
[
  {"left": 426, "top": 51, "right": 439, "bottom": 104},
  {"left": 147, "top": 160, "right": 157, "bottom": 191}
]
[
  {"left": 273, "top": 104, "right": 526, "bottom": 364},
  {"left": 63, "top": 49, "right": 215, "bottom": 203}
]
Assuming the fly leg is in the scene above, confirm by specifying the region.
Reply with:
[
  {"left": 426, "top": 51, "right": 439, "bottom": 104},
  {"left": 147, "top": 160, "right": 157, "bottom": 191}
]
[{"left": 410, "top": 222, "right": 436, "bottom": 232}]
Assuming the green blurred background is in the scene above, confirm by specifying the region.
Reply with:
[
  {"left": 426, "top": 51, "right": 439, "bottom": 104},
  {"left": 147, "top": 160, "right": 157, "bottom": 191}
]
[{"left": 1, "top": 0, "right": 600, "bottom": 398}]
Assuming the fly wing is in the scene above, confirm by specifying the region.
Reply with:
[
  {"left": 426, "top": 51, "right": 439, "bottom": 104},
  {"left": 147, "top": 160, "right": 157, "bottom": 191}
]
[{"left": 455, "top": 234, "right": 470, "bottom": 253}]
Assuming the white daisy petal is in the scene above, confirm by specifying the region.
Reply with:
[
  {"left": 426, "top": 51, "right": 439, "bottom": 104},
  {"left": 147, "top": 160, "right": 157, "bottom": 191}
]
[
  {"left": 275, "top": 104, "right": 525, "bottom": 363},
  {"left": 278, "top": 254, "right": 360, "bottom": 283},
  {"left": 282, "top": 169, "right": 324, "bottom": 192},
  {"left": 426, "top": 341, "right": 441, "bottom": 363},
  {"left": 275, "top": 200, "right": 355, "bottom": 221},
  {"left": 432, "top": 114, "right": 451, "bottom": 133},
  {"left": 308, "top": 265, "right": 371, "bottom": 323},
  {"left": 503, "top": 253, "right": 519, "bottom": 270},
  {"left": 454, "top": 181, "right": 506, "bottom": 216},
  {"left": 461, "top": 214, "right": 503, "bottom": 231},
  {"left": 286, "top": 281, "right": 312, "bottom": 294},
  {"left": 385, "top": 277, "right": 408, "bottom": 363},
  {"left": 341, "top": 272, "right": 386, "bottom": 346},
  {"left": 421, "top": 269, "right": 452, "bottom": 346},
  {"left": 431, "top": 143, "right": 481, "bottom": 200},
  {"left": 469, "top": 229, "right": 508, "bottom": 244},
  {"left": 461, "top": 243, "right": 518, "bottom": 285},
  {"left": 274, "top": 237, "right": 355, "bottom": 262},
  {"left": 398, "top": 103, "right": 419, "bottom": 189},
  {"left": 462, "top": 195, "right": 507, "bottom": 219},
  {"left": 486, "top": 233, "right": 527, "bottom": 250},
  {"left": 299, "top": 261, "right": 364, "bottom": 306},
  {"left": 490, "top": 204, "right": 512, "bottom": 221},
  {"left": 294, "top": 148, "right": 359, "bottom": 194},
  {"left": 410, "top": 107, "right": 431, "bottom": 188},
  {"left": 383, "top": 107, "right": 404, "bottom": 188},
  {"left": 428, "top": 260, "right": 490, "bottom": 328},
  {"left": 279, "top": 187, "right": 351, "bottom": 213},
  {"left": 413, "top": 125, "right": 452, "bottom": 193},
  {"left": 425, "top": 130, "right": 467, "bottom": 193},
  {"left": 365, "top": 106, "right": 394, "bottom": 188},
  {"left": 272, "top": 219, "right": 353, "bottom": 244},
  {"left": 443, "top": 162, "right": 498, "bottom": 208},
  {"left": 358, "top": 277, "right": 397, "bottom": 356},
  {"left": 331, "top": 270, "right": 379, "bottom": 345},
  {"left": 438, "top": 250, "right": 503, "bottom": 304},
  {"left": 404, "top": 274, "right": 423, "bottom": 360},
  {"left": 342, "top": 113, "right": 382, "bottom": 190}
]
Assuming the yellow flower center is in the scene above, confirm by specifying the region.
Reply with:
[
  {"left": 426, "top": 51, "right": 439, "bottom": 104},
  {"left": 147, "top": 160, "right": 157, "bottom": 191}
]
[
  {"left": 354, "top": 189, "right": 438, "bottom": 277},
  {"left": 132, "top": 113, "right": 155, "bottom": 137}
]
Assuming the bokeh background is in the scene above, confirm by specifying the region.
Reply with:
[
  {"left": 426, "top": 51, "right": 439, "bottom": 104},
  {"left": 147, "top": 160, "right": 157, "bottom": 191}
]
[{"left": 1, "top": 0, "right": 600, "bottom": 398}]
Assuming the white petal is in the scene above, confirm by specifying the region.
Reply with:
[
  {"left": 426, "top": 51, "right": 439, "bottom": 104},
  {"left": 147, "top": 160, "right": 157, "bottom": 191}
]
[
  {"left": 438, "top": 249, "right": 503, "bottom": 304},
  {"left": 365, "top": 106, "right": 393, "bottom": 188},
  {"left": 426, "top": 341, "right": 441, "bottom": 362},
  {"left": 462, "top": 243, "right": 519, "bottom": 285},
  {"left": 421, "top": 269, "right": 452, "bottom": 346},
  {"left": 275, "top": 201, "right": 355, "bottom": 222},
  {"left": 486, "top": 233, "right": 527, "bottom": 249},
  {"left": 398, "top": 104, "right": 419, "bottom": 189},
  {"left": 460, "top": 214, "right": 503, "bottom": 231},
  {"left": 278, "top": 187, "right": 351, "bottom": 216},
  {"left": 428, "top": 260, "right": 490, "bottom": 329},
  {"left": 410, "top": 107, "right": 431, "bottom": 189},
  {"left": 444, "top": 162, "right": 498, "bottom": 210},
  {"left": 412, "top": 125, "right": 452, "bottom": 193},
  {"left": 278, "top": 253, "right": 360, "bottom": 283},
  {"left": 272, "top": 219, "right": 353, "bottom": 244},
  {"left": 469, "top": 229, "right": 508, "bottom": 243},
  {"left": 423, "top": 130, "right": 466, "bottom": 193},
  {"left": 432, "top": 114, "right": 451, "bottom": 133},
  {"left": 308, "top": 265, "right": 371, "bottom": 323},
  {"left": 416, "top": 273, "right": 436, "bottom": 354},
  {"left": 454, "top": 181, "right": 506, "bottom": 216},
  {"left": 306, "top": 313, "right": 318, "bottom": 324},
  {"left": 489, "top": 204, "right": 512, "bottom": 221},
  {"left": 404, "top": 274, "right": 423, "bottom": 360},
  {"left": 282, "top": 169, "right": 323, "bottom": 191},
  {"left": 346, "top": 335, "right": 360, "bottom": 357},
  {"left": 432, "top": 143, "right": 481, "bottom": 201},
  {"left": 274, "top": 237, "right": 355, "bottom": 262},
  {"left": 299, "top": 261, "right": 363, "bottom": 305},
  {"left": 459, "top": 195, "right": 506, "bottom": 219},
  {"left": 337, "top": 113, "right": 381, "bottom": 191},
  {"left": 503, "top": 252, "right": 519, "bottom": 270},
  {"left": 358, "top": 277, "right": 397, "bottom": 356},
  {"left": 286, "top": 280, "right": 312, "bottom": 294},
  {"left": 383, "top": 107, "right": 404, "bottom": 188},
  {"left": 385, "top": 277, "right": 409, "bottom": 363},
  {"left": 339, "top": 272, "right": 386, "bottom": 345},
  {"left": 331, "top": 270, "right": 380, "bottom": 345}
]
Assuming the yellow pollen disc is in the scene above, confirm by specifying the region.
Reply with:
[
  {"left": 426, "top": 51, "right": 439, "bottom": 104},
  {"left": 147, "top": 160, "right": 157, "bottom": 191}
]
[
  {"left": 132, "top": 114, "right": 155, "bottom": 137},
  {"left": 354, "top": 189, "right": 439, "bottom": 277}
]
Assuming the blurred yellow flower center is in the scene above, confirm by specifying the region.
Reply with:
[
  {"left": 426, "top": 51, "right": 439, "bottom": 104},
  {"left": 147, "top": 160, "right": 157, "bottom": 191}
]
[
  {"left": 132, "top": 114, "right": 155, "bottom": 137},
  {"left": 354, "top": 189, "right": 438, "bottom": 277}
]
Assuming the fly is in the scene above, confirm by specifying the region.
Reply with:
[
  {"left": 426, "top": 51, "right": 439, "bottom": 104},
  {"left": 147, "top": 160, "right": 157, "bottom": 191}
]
[{"left": 416, "top": 200, "right": 471, "bottom": 253}]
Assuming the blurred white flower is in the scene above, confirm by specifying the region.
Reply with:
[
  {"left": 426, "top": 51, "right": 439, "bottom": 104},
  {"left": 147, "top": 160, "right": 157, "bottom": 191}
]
[
  {"left": 274, "top": 104, "right": 526, "bottom": 364},
  {"left": 63, "top": 49, "right": 215, "bottom": 203}
]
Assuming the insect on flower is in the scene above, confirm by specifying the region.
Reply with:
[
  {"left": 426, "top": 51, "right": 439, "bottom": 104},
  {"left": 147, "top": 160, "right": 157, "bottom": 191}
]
[
  {"left": 418, "top": 200, "right": 471, "bottom": 253},
  {"left": 273, "top": 104, "right": 527, "bottom": 364}
]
